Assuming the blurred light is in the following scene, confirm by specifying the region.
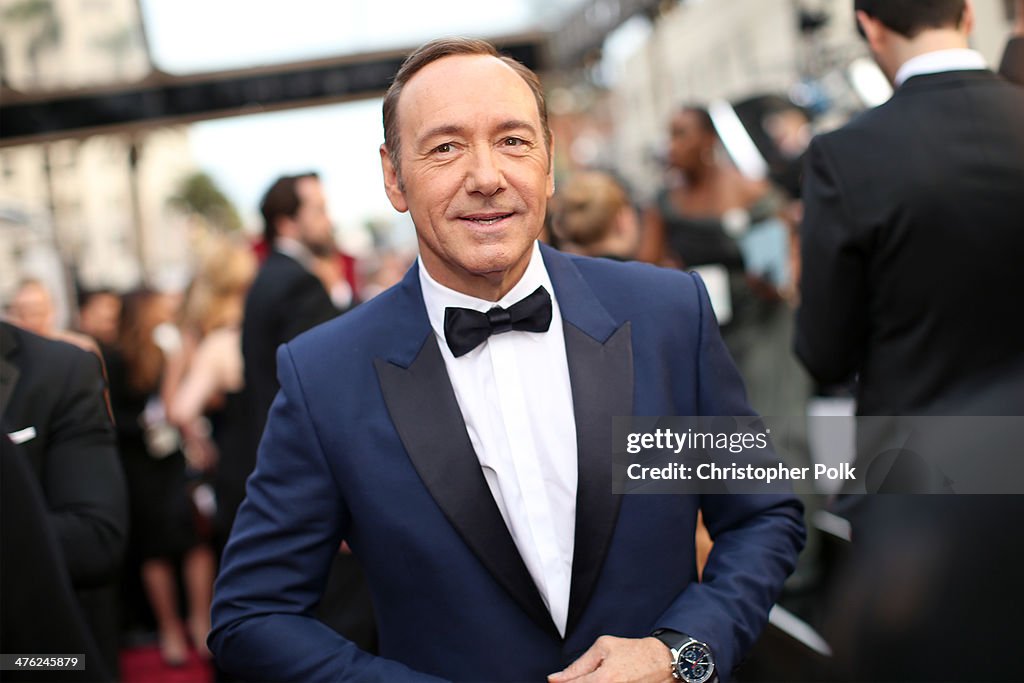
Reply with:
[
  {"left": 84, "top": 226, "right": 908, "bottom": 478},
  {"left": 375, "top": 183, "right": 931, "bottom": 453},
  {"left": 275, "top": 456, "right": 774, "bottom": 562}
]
[
  {"left": 848, "top": 57, "right": 893, "bottom": 107},
  {"left": 548, "top": 87, "right": 578, "bottom": 116},
  {"left": 708, "top": 100, "right": 768, "bottom": 181},
  {"left": 788, "top": 79, "right": 831, "bottom": 114},
  {"left": 768, "top": 605, "right": 833, "bottom": 657},
  {"left": 596, "top": 14, "right": 653, "bottom": 86},
  {"left": 570, "top": 133, "right": 602, "bottom": 167}
]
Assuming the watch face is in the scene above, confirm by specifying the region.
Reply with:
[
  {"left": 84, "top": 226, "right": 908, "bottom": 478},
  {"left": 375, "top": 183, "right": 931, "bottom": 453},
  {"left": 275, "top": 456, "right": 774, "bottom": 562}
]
[{"left": 677, "top": 641, "right": 715, "bottom": 683}]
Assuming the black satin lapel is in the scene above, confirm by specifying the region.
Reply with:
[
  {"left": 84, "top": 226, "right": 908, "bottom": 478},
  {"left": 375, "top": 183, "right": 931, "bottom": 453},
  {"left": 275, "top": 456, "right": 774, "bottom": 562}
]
[
  {"left": 565, "top": 321, "right": 633, "bottom": 636},
  {"left": 374, "top": 335, "right": 560, "bottom": 639}
]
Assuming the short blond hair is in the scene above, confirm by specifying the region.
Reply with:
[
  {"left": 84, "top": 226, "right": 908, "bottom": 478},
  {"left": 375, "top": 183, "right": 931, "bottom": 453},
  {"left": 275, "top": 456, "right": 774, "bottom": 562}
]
[
  {"left": 182, "top": 237, "right": 257, "bottom": 335},
  {"left": 550, "top": 172, "right": 630, "bottom": 247}
]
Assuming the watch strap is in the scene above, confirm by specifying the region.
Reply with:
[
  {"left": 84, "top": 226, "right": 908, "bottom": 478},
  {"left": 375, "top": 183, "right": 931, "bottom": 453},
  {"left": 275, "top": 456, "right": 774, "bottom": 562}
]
[
  {"left": 652, "top": 628, "right": 686, "bottom": 648},
  {"left": 650, "top": 629, "right": 718, "bottom": 683}
]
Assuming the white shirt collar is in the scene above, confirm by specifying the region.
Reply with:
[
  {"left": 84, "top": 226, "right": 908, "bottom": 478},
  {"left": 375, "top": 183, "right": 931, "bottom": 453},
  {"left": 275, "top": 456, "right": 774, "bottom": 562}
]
[
  {"left": 275, "top": 236, "right": 316, "bottom": 271},
  {"left": 419, "top": 241, "right": 554, "bottom": 346},
  {"left": 894, "top": 48, "right": 987, "bottom": 87}
]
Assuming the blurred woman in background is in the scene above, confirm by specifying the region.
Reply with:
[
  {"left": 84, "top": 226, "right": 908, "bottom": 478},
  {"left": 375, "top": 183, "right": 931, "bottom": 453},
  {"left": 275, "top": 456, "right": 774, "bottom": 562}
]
[
  {"left": 107, "top": 289, "right": 213, "bottom": 665},
  {"left": 168, "top": 238, "right": 257, "bottom": 557},
  {"left": 638, "top": 105, "right": 803, "bottom": 414}
]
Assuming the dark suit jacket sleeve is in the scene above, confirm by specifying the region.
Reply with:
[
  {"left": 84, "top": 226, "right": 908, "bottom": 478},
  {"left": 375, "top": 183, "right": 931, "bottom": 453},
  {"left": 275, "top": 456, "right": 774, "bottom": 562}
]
[
  {"left": 655, "top": 273, "right": 806, "bottom": 677},
  {"left": 1, "top": 439, "right": 112, "bottom": 682},
  {"left": 795, "top": 136, "right": 870, "bottom": 385},
  {"left": 209, "top": 344, "right": 448, "bottom": 683},
  {"left": 44, "top": 348, "right": 127, "bottom": 588},
  {"left": 1000, "top": 36, "right": 1024, "bottom": 85}
]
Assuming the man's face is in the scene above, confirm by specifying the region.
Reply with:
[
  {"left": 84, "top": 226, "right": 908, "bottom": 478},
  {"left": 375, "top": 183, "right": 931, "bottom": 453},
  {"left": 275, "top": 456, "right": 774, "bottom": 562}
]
[
  {"left": 79, "top": 293, "right": 121, "bottom": 346},
  {"left": 293, "top": 177, "right": 335, "bottom": 257},
  {"left": 9, "top": 283, "right": 55, "bottom": 336},
  {"left": 381, "top": 54, "right": 553, "bottom": 299}
]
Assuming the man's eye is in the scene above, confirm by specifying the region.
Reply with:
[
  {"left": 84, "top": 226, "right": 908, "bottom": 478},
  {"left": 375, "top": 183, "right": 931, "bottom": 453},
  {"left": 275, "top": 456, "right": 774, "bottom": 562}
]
[
  {"left": 504, "top": 137, "right": 525, "bottom": 147},
  {"left": 433, "top": 143, "right": 453, "bottom": 154}
]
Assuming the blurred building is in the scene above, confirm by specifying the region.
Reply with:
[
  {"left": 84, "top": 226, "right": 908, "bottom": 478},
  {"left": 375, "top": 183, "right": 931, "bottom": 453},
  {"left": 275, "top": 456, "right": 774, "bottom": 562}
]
[{"left": 0, "top": 0, "right": 194, "bottom": 304}]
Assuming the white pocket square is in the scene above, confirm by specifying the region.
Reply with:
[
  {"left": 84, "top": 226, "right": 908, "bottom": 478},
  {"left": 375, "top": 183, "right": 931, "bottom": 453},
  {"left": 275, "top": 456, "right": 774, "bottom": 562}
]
[{"left": 8, "top": 426, "right": 37, "bottom": 444}]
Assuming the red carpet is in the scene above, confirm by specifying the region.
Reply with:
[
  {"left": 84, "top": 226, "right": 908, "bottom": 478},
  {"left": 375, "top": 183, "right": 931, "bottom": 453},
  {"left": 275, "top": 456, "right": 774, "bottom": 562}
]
[{"left": 120, "top": 646, "right": 213, "bottom": 683}]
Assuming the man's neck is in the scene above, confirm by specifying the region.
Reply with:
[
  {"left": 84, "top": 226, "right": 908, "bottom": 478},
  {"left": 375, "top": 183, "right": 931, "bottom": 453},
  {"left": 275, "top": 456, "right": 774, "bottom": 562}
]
[
  {"left": 888, "top": 30, "right": 970, "bottom": 82},
  {"left": 419, "top": 252, "right": 534, "bottom": 303},
  {"left": 275, "top": 236, "right": 315, "bottom": 269}
]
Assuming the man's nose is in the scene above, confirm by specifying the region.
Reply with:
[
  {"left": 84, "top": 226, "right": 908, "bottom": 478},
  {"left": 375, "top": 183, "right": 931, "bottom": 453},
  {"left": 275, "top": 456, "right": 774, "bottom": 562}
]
[{"left": 464, "top": 147, "right": 506, "bottom": 196}]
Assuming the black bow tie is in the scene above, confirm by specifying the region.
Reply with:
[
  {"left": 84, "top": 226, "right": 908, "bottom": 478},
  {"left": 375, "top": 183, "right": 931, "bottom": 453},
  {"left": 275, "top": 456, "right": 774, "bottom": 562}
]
[{"left": 443, "top": 286, "right": 553, "bottom": 358}]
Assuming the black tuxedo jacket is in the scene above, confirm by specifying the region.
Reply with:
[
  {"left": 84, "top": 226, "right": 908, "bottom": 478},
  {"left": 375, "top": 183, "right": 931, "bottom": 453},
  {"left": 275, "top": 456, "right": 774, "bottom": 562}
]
[
  {"left": 1, "top": 439, "right": 110, "bottom": 682},
  {"left": 0, "top": 322, "right": 127, "bottom": 586},
  {"left": 796, "top": 69, "right": 1024, "bottom": 414},
  {"left": 1001, "top": 36, "right": 1024, "bottom": 85},
  {"left": 242, "top": 250, "right": 340, "bottom": 434},
  {"left": 0, "top": 322, "right": 126, "bottom": 678}
]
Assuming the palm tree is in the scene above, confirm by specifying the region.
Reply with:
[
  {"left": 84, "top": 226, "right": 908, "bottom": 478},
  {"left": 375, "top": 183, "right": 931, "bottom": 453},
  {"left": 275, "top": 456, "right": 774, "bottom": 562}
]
[{"left": 169, "top": 171, "right": 243, "bottom": 233}]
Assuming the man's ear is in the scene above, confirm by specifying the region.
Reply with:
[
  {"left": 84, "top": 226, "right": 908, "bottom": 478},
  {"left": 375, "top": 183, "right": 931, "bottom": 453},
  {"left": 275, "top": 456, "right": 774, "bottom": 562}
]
[
  {"left": 856, "top": 10, "right": 885, "bottom": 52},
  {"left": 546, "top": 137, "right": 556, "bottom": 199},
  {"left": 380, "top": 144, "right": 409, "bottom": 213},
  {"left": 274, "top": 214, "right": 297, "bottom": 241},
  {"left": 961, "top": 0, "right": 976, "bottom": 35}
]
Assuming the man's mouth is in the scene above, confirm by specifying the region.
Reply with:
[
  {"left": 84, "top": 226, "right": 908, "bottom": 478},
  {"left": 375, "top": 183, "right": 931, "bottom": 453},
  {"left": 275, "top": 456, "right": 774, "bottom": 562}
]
[{"left": 460, "top": 212, "right": 513, "bottom": 225}]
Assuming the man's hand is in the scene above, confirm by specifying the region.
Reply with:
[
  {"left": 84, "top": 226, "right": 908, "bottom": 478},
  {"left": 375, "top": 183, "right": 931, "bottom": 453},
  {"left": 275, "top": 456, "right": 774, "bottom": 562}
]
[{"left": 548, "top": 635, "right": 675, "bottom": 683}]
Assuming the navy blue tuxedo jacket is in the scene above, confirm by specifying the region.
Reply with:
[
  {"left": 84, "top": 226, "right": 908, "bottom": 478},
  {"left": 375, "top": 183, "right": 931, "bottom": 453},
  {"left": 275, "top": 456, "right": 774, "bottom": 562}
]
[{"left": 210, "top": 245, "right": 804, "bottom": 682}]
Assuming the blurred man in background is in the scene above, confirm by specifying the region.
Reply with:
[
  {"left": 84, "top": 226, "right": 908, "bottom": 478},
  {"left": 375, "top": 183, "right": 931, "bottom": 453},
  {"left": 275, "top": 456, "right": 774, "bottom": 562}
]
[
  {"left": 6, "top": 279, "right": 101, "bottom": 356},
  {"left": 1000, "top": 0, "right": 1024, "bottom": 82},
  {"left": 243, "top": 172, "right": 343, "bottom": 430},
  {"left": 796, "top": 0, "right": 1024, "bottom": 416},
  {"left": 1, "top": 320, "right": 127, "bottom": 679},
  {"left": 797, "top": 3, "right": 1024, "bottom": 679}
]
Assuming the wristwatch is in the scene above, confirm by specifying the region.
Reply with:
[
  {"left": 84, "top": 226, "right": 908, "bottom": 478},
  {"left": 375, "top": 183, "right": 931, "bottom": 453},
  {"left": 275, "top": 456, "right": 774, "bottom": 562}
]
[{"left": 651, "top": 628, "right": 718, "bottom": 683}]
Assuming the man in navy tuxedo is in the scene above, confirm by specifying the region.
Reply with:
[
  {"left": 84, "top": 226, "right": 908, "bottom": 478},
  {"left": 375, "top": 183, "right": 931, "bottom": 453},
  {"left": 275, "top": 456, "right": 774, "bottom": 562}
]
[{"left": 210, "top": 38, "right": 804, "bottom": 683}]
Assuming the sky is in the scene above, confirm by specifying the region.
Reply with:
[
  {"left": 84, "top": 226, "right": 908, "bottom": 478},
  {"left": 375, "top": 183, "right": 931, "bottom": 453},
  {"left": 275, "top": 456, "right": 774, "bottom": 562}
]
[{"left": 139, "top": 0, "right": 574, "bottom": 251}]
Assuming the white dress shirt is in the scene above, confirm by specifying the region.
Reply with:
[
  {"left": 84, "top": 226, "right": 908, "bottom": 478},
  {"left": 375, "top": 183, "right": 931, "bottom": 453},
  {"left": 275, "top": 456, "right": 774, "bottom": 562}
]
[
  {"left": 895, "top": 48, "right": 987, "bottom": 87},
  {"left": 418, "top": 241, "right": 578, "bottom": 636}
]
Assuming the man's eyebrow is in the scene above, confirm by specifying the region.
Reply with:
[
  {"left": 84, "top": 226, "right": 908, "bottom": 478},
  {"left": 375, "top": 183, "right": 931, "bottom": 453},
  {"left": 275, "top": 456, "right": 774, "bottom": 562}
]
[
  {"left": 416, "top": 124, "right": 467, "bottom": 147},
  {"left": 496, "top": 119, "right": 538, "bottom": 136}
]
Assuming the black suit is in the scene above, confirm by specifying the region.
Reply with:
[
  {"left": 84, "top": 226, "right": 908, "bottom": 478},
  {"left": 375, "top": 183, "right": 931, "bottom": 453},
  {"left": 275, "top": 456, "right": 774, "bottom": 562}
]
[
  {"left": 796, "top": 69, "right": 1024, "bottom": 415},
  {"left": 228, "top": 250, "right": 340, "bottom": 531},
  {"left": 0, "top": 322, "right": 127, "bottom": 678},
  {"left": 1001, "top": 35, "right": 1024, "bottom": 85},
  {"left": 1, "top": 440, "right": 111, "bottom": 682},
  {"left": 242, "top": 250, "right": 340, "bottom": 436}
]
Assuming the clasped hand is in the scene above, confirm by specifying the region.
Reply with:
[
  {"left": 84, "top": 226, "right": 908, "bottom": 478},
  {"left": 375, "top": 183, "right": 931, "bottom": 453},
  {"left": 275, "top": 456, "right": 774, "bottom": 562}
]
[{"left": 547, "top": 635, "right": 675, "bottom": 683}]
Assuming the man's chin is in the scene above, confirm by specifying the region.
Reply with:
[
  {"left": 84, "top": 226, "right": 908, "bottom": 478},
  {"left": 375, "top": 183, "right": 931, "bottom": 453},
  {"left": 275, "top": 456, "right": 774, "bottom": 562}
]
[{"left": 308, "top": 241, "right": 336, "bottom": 258}]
